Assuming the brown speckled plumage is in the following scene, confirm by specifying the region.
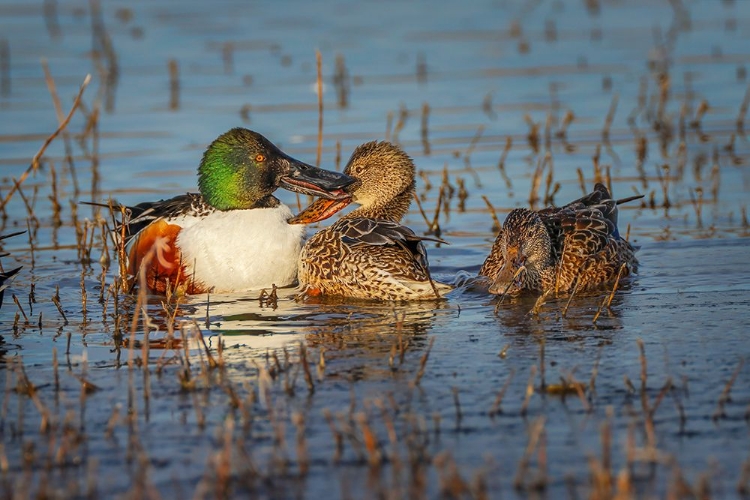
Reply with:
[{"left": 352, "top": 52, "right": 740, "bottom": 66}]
[
  {"left": 478, "top": 183, "right": 639, "bottom": 296},
  {"left": 297, "top": 141, "right": 452, "bottom": 301}
]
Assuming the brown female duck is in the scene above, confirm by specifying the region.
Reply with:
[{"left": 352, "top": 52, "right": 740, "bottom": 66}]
[
  {"left": 479, "top": 183, "right": 640, "bottom": 296},
  {"left": 289, "top": 141, "right": 451, "bottom": 301}
]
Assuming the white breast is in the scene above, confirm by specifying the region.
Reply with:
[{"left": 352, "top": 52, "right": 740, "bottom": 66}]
[{"left": 173, "top": 205, "right": 305, "bottom": 292}]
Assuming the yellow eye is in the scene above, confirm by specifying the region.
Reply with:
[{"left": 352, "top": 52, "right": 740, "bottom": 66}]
[{"left": 255, "top": 154, "right": 266, "bottom": 162}]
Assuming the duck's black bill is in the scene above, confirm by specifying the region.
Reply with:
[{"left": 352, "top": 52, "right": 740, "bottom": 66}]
[{"left": 277, "top": 154, "right": 355, "bottom": 200}]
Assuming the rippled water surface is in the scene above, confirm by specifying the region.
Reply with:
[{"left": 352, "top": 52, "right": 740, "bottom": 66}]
[{"left": 1, "top": 0, "right": 750, "bottom": 498}]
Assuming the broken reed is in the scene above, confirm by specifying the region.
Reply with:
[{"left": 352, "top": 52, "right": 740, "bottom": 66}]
[
  {"left": 315, "top": 49, "right": 323, "bottom": 167},
  {"left": 421, "top": 102, "right": 431, "bottom": 155},
  {"left": 42, "top": 59, "right": 80, "bottom": 197},
  {"left": 168, "top": 59, "right": 179, "bottom": 110},
  {"left": 1, "top": 73, "right": 91, "bottom": 210}
]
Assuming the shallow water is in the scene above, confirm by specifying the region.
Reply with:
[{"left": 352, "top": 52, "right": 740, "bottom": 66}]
[{"left": 1, "top": 0, "right": 750, "bottom": 497}]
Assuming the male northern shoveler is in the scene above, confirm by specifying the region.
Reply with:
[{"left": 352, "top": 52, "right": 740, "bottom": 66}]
[
  {"left": 289, "top": 141, "right": 452, "bottom": 301},
  {"left": 478, "top": 183, "right": 641, "bottom": 296},
  {"left": 118, "top": 128, "right": 355, "bottom": 295}
]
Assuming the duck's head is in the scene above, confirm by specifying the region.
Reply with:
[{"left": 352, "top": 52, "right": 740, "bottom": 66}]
[
  {"left": 289, "top": 141, "right": 415, "bottom": 224},
  {"left": 198, "top": 128, "right": 355, "bottom": 210},
  {"left": 488, "top": 209, "right": 553, "bottom": 296}
]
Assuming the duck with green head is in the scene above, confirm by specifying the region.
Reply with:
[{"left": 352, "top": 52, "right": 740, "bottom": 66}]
[
  {"left": 122, "top": 128, "right": 354, "bottom": 294},
  {"left": 289, "top": 141, "right": 452, "bottom": 301}
]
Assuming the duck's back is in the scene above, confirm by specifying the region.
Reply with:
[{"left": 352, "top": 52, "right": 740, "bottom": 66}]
[
  {"left": 538, "top": 189, "right": 638, "bottom": 291},
  {"left": 298, "top": 217, "right": 450, "bottom": 301}
]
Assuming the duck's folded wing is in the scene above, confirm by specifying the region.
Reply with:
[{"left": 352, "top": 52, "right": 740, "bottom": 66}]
[
  {"left": 85, "top": 193, "right": 210, "bottom": 244},
  {"left": 337, "top": 218, "right": 444, "bottom": 275},
  {"left": 558, "top": 208, "right": 614, "bottom": 257}
]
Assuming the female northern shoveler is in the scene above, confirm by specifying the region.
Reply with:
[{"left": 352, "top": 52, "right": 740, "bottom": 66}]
[
  {"left": 120, "top": 128, "right": 354, "bottom": 295},
  {"left": 478, "top": 183, "right": 640, "bottom": 296},
  {"left": 289, "top": 141, "right": 452, "bottom": 301}
]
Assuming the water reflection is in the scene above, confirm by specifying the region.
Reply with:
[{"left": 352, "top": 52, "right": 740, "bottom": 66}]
[
  {"left": 173, "top": 287, "right": 456, "bottom": 367},
  {"left": 490, "top": 287, "right": 630, "bottom": 340}
]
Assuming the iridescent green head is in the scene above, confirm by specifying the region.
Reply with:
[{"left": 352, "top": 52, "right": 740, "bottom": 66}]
[{"left": 198, "top": 128, "right": 355, "bottom": 211}]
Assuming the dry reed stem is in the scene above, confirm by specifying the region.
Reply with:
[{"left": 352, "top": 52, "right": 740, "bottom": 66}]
[
  {"left": 557, "top": 109, "right": 575, "bottom": 137},
  {"left": 0, "top": 38, "right": 9, "bottom": 97},
  {"left": 543, "top": 156, "right": 560, "bottom": 206},
  {"left": 483, "top": 91, "right": 496, "bottom": 119},
  {"left": 530, "top": 289, "right": 552, "bottom": 316},
  {"left": 334, "top": 140, "right": 342, "bottom": 170},
  {"left": 524, "top": 114, "right": 540, "bottom": 153},
  {"left": 555, "top": 276, "right": 581, "bottom": 318},
  {"left": 315, "top": 50, "right": 323, "bottom": 167},
  {"left": 513, "top": 416, "right": 546, "bottom": 490},
  {"left": 528, "top": 154, "right": 550, "bottom": 208},
  {"left": 451, "top": 387, "right": 463, "bottom": 427},
  {"left": 2, "top": 74, "right": 90, "bottom": 210},
  {"left": 333, "top": 53, "right": 349, "bottom": 108},
  {"left": 649, "top": 377, "right": 672, "bottom": 418},
  {"left": 689, "top": 186, "right": 704, "bottom": 228},
  {"left": 421, "top": 102, "right": 431, "bottom": 155},
  {"left": 637, "top": 339, "right": 647, "bottom": 391},
  {"left": 593, "top": 263, "right": 627, "bottom": 323},
  {"left": 576, "top": 168, "right": 587, "bottom": 196},
  {"left": 602, "top": 93, "right": 619, "bottom": 142},
  {"left": 299, "top": 341, "right": 315, "bottom": 394},
  {"left": 385, "top": 110, "right": 393, "bottom": 142},
  {"left": 52, "top": 285, "right": 67, "bottom": 324},
  {"left": 292, "top": 411, "right": 309, "bottom": 476},
  {"left": 412, "top": 337, "right": 435, "bottom": 386},
  {"left": 356, "top": 412, "right": 382, "bottom": 467},
  {"left": 656, "top": 164, "right": 671, "bottom": 210},
  {"left": 489, "top": 368, "right": 515, "bottom": 417},
  {"left": 481, "top": 195, "right": 501, "bottom": 233},
  {"left": 12, "top": 294, "right": 27, "bottom": 322},
  {"left": 496, "top": 136, "right": 513, "bottom": 189},
  {"left": 42, "top": 59, "right": 80, "bottom": 197},
  {"left": 544, "top": 112, "right": 552, "bottom": 151},
  {"left": 416, "top": 52, "right": 427, "bottom": 83},
  {"left": 412, "top": 191, "right": 432, "bottom": 231},
  {"left": 737, "top": 84, "right": 750, "bottom": 131},
  {"left": 713, "top": 357, "right": 745, "bottom": 420},
  {"left": 13, "top": 182, "right": 38, "bottom": 232},
  {"left": 538, "top": 339, "right": 546, "bottom": 392},
  {"left": 323, "top": 409, "right": 344, "bottom": 463},
  {"left": 463, "top": 125, "right": 484, "bottom": 187},
  {"left": 571, "top": 373, "right": 591, "bottom": 412},
  {"left": 429, "top": 185, "right": 445, "bottom": 237},
  {"left": 601, "top": 406, "right": 614, "bottom": 480},
  {"left": 49, "top": 163, "right": 62, "bottom": 228},
  {"left": 690, "top": 99, "right": 709, "bottom": 128},
  {"left": 589, "top": 347, "right": 602, "bottom": 397},
  {"left": 520, "top": 365, "right": 537, "bottom": 416},
  {"left": 738, "top": 458, "right": 750, "bottom": 495},
  {"left": 168, "top": 59, "right": 179, "bottom": 110},
  {"left": 392, "top": 103, "right": 408, "bottom": 144}
]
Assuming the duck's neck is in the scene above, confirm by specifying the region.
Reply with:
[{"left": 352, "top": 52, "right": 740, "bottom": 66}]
[{"left": 346, "top": 187, "right": 414, "bottom": 222}]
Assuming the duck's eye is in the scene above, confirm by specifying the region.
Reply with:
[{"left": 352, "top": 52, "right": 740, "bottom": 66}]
[{"left": 255, "top": 154, "right": 266, "bottom": 162}]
